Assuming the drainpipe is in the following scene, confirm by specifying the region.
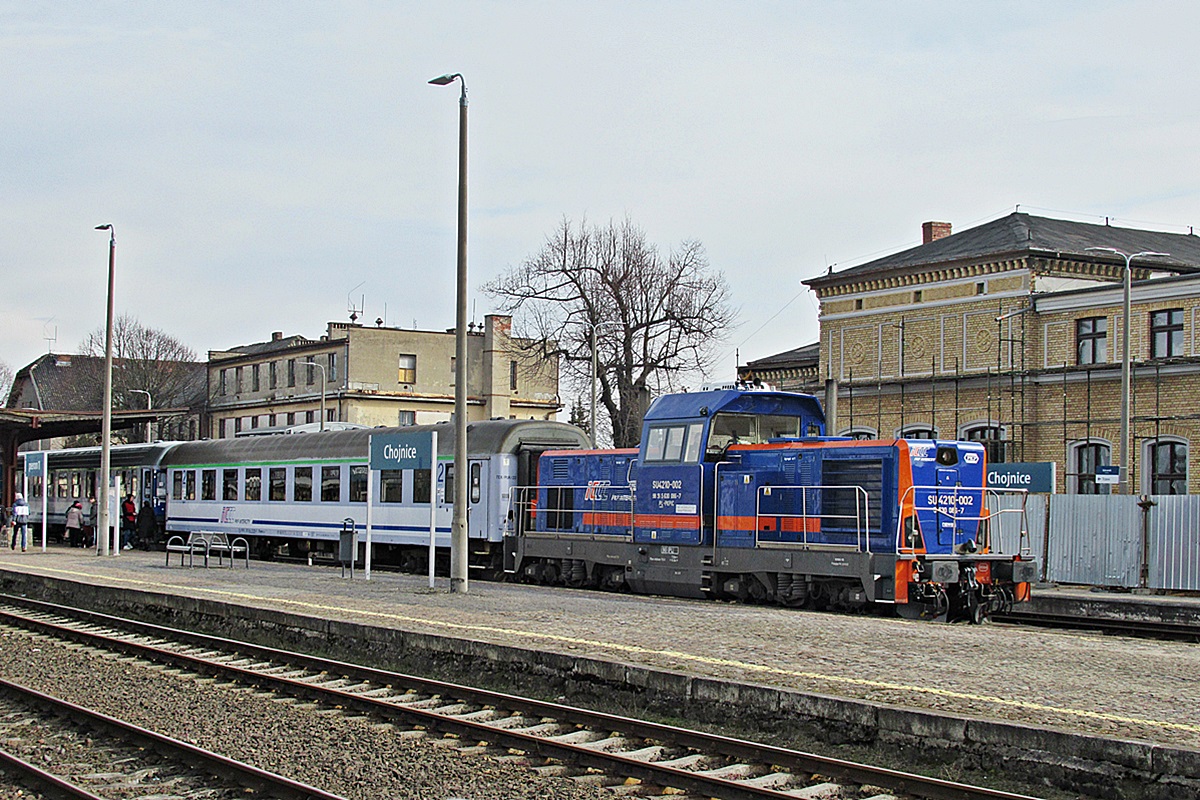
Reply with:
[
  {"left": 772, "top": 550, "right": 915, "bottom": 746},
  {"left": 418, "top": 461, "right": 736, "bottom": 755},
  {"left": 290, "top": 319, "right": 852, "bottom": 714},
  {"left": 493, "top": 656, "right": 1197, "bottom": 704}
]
[{"left": 1137, "top": 495, "right": 1156, "bottom": 591}]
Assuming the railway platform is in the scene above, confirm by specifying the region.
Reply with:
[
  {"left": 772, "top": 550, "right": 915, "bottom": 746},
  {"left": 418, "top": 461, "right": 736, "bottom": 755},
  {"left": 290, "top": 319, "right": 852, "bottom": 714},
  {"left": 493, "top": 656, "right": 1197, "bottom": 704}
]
[{"left": 0, "top": 544, "right": 1197, "bottom": 794}]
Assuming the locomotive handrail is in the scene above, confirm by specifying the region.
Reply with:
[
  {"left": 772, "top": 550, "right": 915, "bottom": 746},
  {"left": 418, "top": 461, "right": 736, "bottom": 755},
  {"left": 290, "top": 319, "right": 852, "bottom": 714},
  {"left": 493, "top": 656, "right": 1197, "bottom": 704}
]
[
  {"left": 507, "top": 483, "right": 635, "bottom": 541},
  {"left": 895, "top": 484, "right": 1031, "bottom": 556},
  {"left": 752, "top": 484, "right": 871, "bottom": 552}
]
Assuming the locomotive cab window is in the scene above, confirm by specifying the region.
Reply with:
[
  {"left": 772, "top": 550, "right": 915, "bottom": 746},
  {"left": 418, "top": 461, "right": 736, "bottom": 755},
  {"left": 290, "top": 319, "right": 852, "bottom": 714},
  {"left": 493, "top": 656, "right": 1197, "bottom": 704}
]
[{"left": 645, "top": 422, "right": 705, "bottom": 463}]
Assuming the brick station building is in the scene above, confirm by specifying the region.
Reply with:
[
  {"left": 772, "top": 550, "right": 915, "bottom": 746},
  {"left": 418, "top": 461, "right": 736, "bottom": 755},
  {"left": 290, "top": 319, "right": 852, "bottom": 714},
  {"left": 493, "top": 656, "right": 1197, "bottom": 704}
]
[{"left": 749, "top": 212, "right": 1200, "bottom": 494}]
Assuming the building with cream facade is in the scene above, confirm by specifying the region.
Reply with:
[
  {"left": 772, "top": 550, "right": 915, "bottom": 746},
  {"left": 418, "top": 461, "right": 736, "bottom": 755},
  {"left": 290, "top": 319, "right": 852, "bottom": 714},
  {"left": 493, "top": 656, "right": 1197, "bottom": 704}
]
[
  {"left": 207, "top": 315, "right": 561, "bottom": 438},
  {"left": 748, "top": 212, "right": 1200, "bottom": 494}
]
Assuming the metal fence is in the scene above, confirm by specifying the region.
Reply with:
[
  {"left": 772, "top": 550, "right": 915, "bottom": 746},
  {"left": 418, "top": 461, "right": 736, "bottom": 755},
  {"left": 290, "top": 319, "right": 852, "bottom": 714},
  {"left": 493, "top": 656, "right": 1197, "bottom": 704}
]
[{"left": 1002, "top": 494, "right": 1200, "bottom": 592}]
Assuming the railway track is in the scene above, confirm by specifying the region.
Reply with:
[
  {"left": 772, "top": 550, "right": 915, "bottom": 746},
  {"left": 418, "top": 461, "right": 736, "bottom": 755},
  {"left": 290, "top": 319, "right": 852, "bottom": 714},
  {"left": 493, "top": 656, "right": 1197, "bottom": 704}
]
[
  {"left": 0, "top": 674, "right": 347, "bottom": 800},
  {"left": 992, "top": 610, "right": 1200, "bottom": 641},
  {"left": 0, "top": 594, "right": 1037, "bottom": 800}
]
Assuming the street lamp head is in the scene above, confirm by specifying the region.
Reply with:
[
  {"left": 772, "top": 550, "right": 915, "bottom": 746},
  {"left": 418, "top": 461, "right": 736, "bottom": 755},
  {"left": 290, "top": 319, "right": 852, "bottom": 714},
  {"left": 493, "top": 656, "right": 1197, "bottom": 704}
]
[
  {"left": 428, "top": 73, "right": 460, "bottom": 85},
  {"left": 95, "top": 224, "right": 112, "bottom": 231}
]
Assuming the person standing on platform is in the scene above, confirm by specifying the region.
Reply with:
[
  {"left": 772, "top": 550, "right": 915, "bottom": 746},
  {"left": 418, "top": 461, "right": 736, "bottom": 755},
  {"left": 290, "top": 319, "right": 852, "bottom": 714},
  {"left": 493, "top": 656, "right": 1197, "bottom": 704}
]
[
  {"left": 120, "top": 494, "right": 137, "bottom": 550},
  {"left": 135, "top": 500, "right": 157, "bottom": 549},
  {"left": 10, "top": 494, "right": 29, "bottom": 551},
  {"left": 65, "top": 501, "right": 84, "bottom": 547}
]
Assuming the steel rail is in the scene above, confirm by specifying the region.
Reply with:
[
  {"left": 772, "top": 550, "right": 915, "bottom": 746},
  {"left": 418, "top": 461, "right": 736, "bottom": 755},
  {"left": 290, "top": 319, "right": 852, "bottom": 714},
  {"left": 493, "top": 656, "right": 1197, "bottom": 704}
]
[
  {"left": 0, "top": 594, "right": 1037, "bottom": 800},
  {"left": 0, "top": 746, "right": 108, "bottom": 800},
  {"left": 0, "top": 676, "right": 349, "bottom": 800},
  {"left": 993, "top": 610, "right": 1200, "bottom": 642}
]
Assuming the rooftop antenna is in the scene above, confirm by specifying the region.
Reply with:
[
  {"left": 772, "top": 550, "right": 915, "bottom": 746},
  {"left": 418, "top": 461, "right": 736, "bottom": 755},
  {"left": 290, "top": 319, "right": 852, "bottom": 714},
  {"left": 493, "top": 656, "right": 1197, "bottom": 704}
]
[
  {"left": 42, "top": 321, "right": 57, "bottom": 353},
  {"left": 347, "top": 281, "right": 365, "bottom": 323}
]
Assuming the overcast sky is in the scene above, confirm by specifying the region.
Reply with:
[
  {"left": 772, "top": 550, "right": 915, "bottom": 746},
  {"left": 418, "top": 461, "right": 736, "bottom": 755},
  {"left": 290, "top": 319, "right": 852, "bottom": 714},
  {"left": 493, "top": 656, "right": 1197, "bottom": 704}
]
[{"left": 3, "top": 2, "right": 1199, "bottom": 390}]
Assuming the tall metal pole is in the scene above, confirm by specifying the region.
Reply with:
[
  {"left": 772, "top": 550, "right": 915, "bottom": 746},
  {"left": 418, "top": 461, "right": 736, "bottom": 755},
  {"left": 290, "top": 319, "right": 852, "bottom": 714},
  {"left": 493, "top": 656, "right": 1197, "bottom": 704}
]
[
  {"left": 95, "top": 224, "right": 116, "bottom": 556},
  {"left": 1087, "top": 247, "right": 1169, "bottom": 495},
  {"left": 590, "top": 325, "right": 598, "bottom": 448},
  {"left": 430, "top": 72, "right": 469, "bottom": 593}
]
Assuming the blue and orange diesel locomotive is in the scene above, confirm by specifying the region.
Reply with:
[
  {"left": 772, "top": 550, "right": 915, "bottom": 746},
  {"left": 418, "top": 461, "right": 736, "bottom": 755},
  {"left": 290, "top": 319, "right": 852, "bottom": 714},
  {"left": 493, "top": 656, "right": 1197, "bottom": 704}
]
[{"left": 507, "top": 385, "right": 1038, "bottom": 621}]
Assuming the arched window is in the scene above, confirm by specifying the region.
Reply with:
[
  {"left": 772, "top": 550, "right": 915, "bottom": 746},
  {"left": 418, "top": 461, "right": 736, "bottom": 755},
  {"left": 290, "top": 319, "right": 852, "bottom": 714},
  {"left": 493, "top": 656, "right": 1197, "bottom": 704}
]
[
  {"left": 899, "top": 425, "right": 938, "bottom": 440},
  {"left": 1069, "top": 440, "right": 1111, "bottom": 495},
  {"left": 962, "top": 424, "right": 1007, "bottom": 464},
  {"left": 838, "top": 427, "right": 876, "bottom": 440},
  {"left": 1145, "top": 438, "right": 1188, "bottom": 495}
]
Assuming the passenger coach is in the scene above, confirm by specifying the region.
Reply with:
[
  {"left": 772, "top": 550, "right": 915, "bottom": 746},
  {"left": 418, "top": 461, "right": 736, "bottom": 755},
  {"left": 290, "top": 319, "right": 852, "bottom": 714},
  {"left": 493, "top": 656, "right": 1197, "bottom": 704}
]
[{"left": 162, "top": 419, "right": 589, "bottom": 572}]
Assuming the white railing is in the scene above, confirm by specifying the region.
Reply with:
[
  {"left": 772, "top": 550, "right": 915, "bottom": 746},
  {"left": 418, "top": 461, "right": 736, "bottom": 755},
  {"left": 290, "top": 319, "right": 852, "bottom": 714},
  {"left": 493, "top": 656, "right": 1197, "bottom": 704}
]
[
  {"left": 508, "top": 483, "right": 636, "bottom": 540},
  {"left": 895, "top": 484, "right": 1031, "bottom": 555},
  {"left": 753, "top": 484, "right": 872, "bottom": 551}
]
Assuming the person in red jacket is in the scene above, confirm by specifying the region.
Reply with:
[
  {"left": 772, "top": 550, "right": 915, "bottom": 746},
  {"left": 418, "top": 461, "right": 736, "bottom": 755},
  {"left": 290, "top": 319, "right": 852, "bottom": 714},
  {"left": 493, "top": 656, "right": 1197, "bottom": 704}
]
[{"left": 120, "top": 495, "right": 137, "bottom": 551}]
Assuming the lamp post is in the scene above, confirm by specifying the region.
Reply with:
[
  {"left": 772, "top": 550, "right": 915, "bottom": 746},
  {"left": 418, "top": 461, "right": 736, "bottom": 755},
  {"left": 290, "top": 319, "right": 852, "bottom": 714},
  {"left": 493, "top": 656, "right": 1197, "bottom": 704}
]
[
  {"left": 95, "top": 224, "right": 116, "bottom": 556},
  {"left": 1086, "top": 247, "right": 1169, "bottom": 495},
  {"left": 590, "top": 321, "right": 621, "bottom": 448},
  {"left": 130, "top": 389, "right": 152, "bottom": 443},
  {"left": 303, "top": 361, "right": 327, "bottom": 431},
  {"left": 429, "top": 71, "right": 469, "bottom": 593}
]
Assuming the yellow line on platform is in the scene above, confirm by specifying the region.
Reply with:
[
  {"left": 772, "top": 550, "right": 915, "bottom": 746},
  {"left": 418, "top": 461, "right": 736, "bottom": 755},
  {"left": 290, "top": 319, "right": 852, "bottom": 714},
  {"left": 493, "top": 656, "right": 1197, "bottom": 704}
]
[{"left": 19, "top": 563, "right": 1199, "bottom": 736}]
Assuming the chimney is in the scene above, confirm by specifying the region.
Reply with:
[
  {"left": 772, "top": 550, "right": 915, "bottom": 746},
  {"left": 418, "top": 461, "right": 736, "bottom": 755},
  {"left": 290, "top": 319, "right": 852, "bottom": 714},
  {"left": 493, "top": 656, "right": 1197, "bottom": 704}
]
[
  {"left": 271, "top": 331, "right": 283, "bottom": 341},
  {"left": 922, "top": 221, "right": 952, "bottom": 244}
]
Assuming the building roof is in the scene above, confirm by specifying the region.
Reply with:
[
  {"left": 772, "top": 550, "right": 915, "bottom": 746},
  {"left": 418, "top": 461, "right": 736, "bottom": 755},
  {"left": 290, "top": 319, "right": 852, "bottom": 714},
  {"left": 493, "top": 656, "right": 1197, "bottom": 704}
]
[
  {"left": 805, "top": 212, "right": 1200, "bottom": 289},
  {"left": 6, "top": 353, "right": 206, "bottom": 413},
  {"left": 744, "top": 342, "right": 820, "bottom": 371}
]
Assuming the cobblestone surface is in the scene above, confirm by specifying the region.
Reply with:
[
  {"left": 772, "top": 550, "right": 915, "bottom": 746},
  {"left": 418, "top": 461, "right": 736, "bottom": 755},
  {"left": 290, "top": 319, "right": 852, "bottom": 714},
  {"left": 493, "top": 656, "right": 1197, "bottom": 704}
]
[{"left": 2, "top": 547, "right": 1198, "bottom": 751}]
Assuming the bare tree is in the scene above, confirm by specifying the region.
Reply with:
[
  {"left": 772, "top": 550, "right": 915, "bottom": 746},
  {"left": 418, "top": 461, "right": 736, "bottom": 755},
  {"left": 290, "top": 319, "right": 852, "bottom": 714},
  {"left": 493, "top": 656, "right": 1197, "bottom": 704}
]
[
  {"left": 80, "top": 314, "right": 205, "bottom": 442},
  {"left": 0, "top": 359, "right": 13, "bottom": 405},
  {"left": 485, "top": 217, "right": 736, "bottom": 447}
]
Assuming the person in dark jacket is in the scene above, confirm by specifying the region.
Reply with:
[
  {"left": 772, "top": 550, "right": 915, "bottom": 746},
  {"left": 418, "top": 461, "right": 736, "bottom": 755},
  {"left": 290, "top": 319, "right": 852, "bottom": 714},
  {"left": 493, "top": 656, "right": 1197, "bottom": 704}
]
[{"left": 135, "top": 501, "right": 157, "bottom": 549}]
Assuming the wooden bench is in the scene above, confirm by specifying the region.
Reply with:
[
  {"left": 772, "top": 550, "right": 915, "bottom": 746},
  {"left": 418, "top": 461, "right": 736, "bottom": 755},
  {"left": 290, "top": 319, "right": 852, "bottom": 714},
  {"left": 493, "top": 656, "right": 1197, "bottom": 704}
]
[{"left": 165, "top": 532, "right": 250, "bottom": 568}]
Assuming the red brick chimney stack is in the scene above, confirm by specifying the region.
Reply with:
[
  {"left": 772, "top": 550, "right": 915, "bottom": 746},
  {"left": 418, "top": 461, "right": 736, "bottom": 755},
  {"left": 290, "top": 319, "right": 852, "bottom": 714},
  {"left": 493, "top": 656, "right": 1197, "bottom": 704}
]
[{"left": 922, "top": 221, "right": 952, "bottom": 244}]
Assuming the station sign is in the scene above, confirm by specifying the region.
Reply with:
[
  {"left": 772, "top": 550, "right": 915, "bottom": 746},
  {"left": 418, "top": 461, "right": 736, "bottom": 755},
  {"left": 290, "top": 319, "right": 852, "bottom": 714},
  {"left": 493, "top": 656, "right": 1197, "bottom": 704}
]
[
  {"left": 1095, "top": 465, "right": 1121, "bottom": 485},
  {"left": 23, "top": 452, "right": 45, "bottom": 478},
  {"left": 369, "top": 431, "right": 434, "bottom": 471},
  {"left": 986, "top": 462, "right": 1056, "bottom": 494}
]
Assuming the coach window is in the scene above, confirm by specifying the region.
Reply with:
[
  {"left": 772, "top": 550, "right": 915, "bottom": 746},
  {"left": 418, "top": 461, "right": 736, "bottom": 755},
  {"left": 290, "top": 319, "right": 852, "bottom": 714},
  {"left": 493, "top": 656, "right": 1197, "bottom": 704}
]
[
  {"left": 380, "top": 470, "right": 404, "bottom": 503},
  {"left": 185, "top": 471, "right": 196, "bottom": 500},
  {"left": 444, "top": 464, "right": 455, "bottom": 501},
  {"left": 245, "top": 468, "right": 262, "bottom": 501},
  {"left": 223, "top": 469, "right": 238, "bottom": 501},
  {"left": 57, "top": 474, "right": 68, "bottom": 499},
  {"left": 321, "top": 466, "right": 341, "bottom": 502},
  {"left": 294, "top": 467, "right": 313, "bottom": 502},
  {"left": 201, "top": 470, "right": 216, "bottom": 501},
  {"left": 349, "top": 465, "right": 368, "bottom": 502},
  {"left": 269, "top": 468, "right": 286, "bottom": 501},
  {"left": 470, "top": 463, "right": 482, "bottom": 504},
  {"left": 413, "top": 468, "right": 432, "bottom": 503},
  {"left": 71, "top": 472, "right": 80, "bottom": 499}
]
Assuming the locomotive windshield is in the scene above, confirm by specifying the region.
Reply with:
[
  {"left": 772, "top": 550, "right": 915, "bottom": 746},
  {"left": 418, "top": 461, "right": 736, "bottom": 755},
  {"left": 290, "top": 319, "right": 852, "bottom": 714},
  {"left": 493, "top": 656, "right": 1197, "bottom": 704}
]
[{"left": 705, "top": 412, "right": 814, "bottom": 458}]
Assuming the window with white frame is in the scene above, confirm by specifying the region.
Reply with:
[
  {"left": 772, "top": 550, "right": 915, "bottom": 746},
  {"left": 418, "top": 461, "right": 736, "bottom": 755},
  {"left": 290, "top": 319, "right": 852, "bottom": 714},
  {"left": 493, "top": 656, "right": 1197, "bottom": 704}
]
[
  {"left": 1070, "top": 440, "right": 1111, "bottom": 495},
  {"left": 1146, "top": 438, "right": 1188, "bottom": 495},
  {"left": 838, "top": 428, "right": 876, "bottom": 440},
  {"left": 899, "top": 425, "right": 937, "bottom": 440}
]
